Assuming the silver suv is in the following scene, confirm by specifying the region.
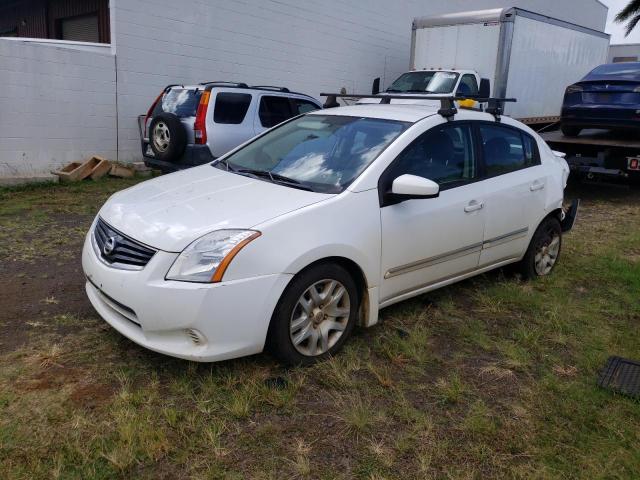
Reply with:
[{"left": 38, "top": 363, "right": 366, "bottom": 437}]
[{"left": 142, "top": 82, "right": 322, "bottom": 172}]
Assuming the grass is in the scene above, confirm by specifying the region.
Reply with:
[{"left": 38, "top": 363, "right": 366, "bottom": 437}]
[{"left": 1, "top": 177, "right": 640, "bottom": 478}]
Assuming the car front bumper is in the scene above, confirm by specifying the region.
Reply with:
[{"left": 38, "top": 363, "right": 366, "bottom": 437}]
[{"left": 82, "top": 231, "right": 292, "bottom": 362}]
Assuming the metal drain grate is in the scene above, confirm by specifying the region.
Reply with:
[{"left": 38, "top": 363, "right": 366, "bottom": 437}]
[{"left": 598, "top": 356, "right": 640, "bottom": 398}]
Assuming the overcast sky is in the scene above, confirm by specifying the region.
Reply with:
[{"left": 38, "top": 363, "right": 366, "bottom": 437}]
[{"left": 601, "top": 0, "right": 640, "bottom": 44}]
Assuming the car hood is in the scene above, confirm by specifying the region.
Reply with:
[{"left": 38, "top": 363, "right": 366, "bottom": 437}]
[{"left": 98, "top": 165, "right": 332, "bottom": 252}]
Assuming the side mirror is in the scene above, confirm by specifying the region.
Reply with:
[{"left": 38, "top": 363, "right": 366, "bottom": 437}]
[
  {"left": 479, "top": 78, "right": 491, "bottom": 98},
  {"left": 390, "top": 174, "right": 439, "bottom": 201},
  {"left": 372, "top": 77, "right": 381, "bottom": 95}
]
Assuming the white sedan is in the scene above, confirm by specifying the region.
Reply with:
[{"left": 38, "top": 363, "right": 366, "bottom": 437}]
[{"left": 82, "top": 103, "right": 576, "bottom": 365}]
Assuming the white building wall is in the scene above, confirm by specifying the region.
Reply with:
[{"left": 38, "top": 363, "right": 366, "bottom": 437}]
[
  {"left": 608, "top": 44, "right": 640, "bottom": 62},
  {"left": 112, "top": 0, "right": 609, "bottom": 162},
  {"left": 0, "top": 38, "right": 117, "bottom": 179}
]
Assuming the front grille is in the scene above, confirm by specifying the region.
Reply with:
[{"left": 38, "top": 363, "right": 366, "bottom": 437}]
[{"left": 94, "top": 218, "right": 156, "bottom": 268}]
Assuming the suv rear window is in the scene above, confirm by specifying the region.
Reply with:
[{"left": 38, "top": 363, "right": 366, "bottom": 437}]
[
  {"left": 154, "top": 88, "right": 202, "bottom": 118},
  {"left": 214, "top": 92, "right": 252, "bottom": 124}
]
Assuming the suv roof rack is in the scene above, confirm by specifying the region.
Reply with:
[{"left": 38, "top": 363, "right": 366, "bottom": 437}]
[
  {"left": 251, "top": 85, "right": 290, "bottom": 93},
  {"left": 320, "top": 93, "right": 516, "bottom": 122},
  {"left": 199, "top": 81, "right": 249, "bottom": 88}
]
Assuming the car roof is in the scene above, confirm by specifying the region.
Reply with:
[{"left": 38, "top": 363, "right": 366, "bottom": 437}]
[
  {"left": 307, "top": 103, "right": 499, "bottom": 124},
  {"left": 583, "top": 62, "right": 640, "bottom": 81},
  {"left": 405, "top": 69, "right": 477, "bottom": 75}
]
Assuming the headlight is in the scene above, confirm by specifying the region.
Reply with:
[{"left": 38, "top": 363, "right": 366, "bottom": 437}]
[{"left": 166, "top": 230, "right": 261, "bottom": 283}]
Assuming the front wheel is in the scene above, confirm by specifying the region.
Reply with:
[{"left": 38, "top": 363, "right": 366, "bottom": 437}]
[
  {"left": 266, "top": 263, "right": 359, "bottom": 366},
  {"left": 518, "top": 217, "right": 562, "bottom": 279}
]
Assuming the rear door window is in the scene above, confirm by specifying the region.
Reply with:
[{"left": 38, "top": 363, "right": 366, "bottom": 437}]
[
  {"left": 154, "top": 88, "right": 202, "bottom": 118},
  {"left": 479, "top": 124, "right": 535, "bottom": 177},
  {"left": 213, "top": 92, "right": 252, "bottom": 124},
  {"left": 259, "top": 96, "right": 294, "bottom": 128}
]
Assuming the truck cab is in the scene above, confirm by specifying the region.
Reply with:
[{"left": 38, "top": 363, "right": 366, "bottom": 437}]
[{"left": 358, "top": 69, "right": 483, "bottom": 107}]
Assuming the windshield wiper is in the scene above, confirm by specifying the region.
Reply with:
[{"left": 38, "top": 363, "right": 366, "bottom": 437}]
[
  {"left": 214, "top": 158, "right": 235, "bottom": 171},
  {"left": 385, "top": 88, "right": 402, "bottom": 93},
  {"left": 236, "top": 169, "right": 314, "bottom": 191}
]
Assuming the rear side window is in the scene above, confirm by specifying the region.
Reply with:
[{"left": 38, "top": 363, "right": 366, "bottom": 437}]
[
  {"left": 154, "top": 88, "right": 202, "bottom": 118},
  {"left": 294, "top": 99, "right": 319, "bottom": 114},
  {"left": 214, "top": 92, "right": 252, "bottom": 124},
  {"left": 479, "top": 125, "right": 538, "bottom": 177},
  {"left": 259, "top": 96, "right": 294, "bottom": 128}
]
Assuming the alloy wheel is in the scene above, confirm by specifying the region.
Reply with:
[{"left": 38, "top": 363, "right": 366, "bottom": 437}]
[
  {"left": 152, "top": 122, "right": 171, "bottom": 152},
  {"left": 534, "top": 230, "right": 560, "bottom": 275},
  {"left": 289, "top": 279, "right": 351, "bottom": 356}
]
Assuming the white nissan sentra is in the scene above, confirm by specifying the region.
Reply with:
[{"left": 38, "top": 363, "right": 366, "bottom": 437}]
[{"left": 82, "top": 102, "right": 577, "bottom": 365}]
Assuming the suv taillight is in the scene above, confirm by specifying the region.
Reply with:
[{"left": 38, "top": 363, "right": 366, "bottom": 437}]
[
  {"left": 194, "top": 91, "right": 211, "bottom": 145},
  {"left": 145, "top": 90, "right": 165, "bottom": 132}
]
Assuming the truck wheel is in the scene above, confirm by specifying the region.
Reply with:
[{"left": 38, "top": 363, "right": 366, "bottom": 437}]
[
  {"left": 518, "top": 217, "right": 562, "bottom": 280},
  {"left": 266, "top": 263, "right": 359, "bottom": 366},
  {"left": 630, "top": 174, "right": 640, "bottom": 190},
  {"left": 561, "top": 125, "right": 582, "bottom": 137},
  {"left": 149, "top": 113, "right": 187, "bottom": 162}
]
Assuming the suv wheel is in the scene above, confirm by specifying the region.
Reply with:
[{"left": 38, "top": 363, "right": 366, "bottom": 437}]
[
  {"left": 519, "top": 217, "right": 562, "bottom": 279},
  {"left": 149, "top": 113, "right": 187, "bottom": 162},
  {"left": 267, "top": 263, "right": 359, "bottom": 366}
]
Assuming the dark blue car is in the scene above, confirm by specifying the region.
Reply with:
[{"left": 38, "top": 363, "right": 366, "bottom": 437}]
[{"left": 561, "top": 62, "right": 640, "bottom": 136}]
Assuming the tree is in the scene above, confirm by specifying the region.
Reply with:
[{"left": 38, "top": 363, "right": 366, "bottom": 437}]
[{"left": 615, "top": 0, "right": 640, "bottom": 36}]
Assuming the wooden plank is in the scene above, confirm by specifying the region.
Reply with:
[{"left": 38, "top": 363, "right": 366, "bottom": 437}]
[
  {"left": 109, "top": 164, "right": 135, "bottom": 178},
  {"left": 89, "top": 157, "right": 111, "bottom": 180},
  {"left": 52, "top": 158, "right": 95, "bottom": 182}
]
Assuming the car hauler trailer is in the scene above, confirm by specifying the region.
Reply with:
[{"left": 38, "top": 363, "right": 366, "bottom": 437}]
[
  {"left": 541, "top": 129, "right": 640, "bottom": 188},
  {"left": 409, "top": 8, "right": 610, "bottom": 125}
]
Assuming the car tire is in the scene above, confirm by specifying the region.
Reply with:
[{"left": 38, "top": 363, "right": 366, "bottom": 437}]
[
  {"left": 518, "top": 216, "right": 562, "bottom": 280},
  {"left": 266, "top": 263, "right": 359, "bottom": 366},
  {"left": 148, "top": 112, "right": 187, "bottom": 162},
  {"left": 561, "top": 125, "right": 582, "bottom": 137}
]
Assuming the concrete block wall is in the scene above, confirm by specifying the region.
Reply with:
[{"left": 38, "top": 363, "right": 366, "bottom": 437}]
[
  {"left": 0, "top": 38, "right": 116, "bottom": 179},
  {"left": 111, "top": 0, "right": 608, "bottom": 162}
]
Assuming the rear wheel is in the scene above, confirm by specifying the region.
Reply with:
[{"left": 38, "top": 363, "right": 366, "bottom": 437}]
[
  {"left": 267, "top": 263, "right": 359, "bottom": 366},
  {"left": 561, "top": 124, "right": 582, "bottom": 137},
  {"left": 149, "top": 112, "right": 187, "bottom": 163},
  {"left": 518, "top": 217, "right": 562, "bottom": 279}
]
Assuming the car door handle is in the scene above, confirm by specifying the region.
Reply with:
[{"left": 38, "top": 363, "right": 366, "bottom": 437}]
[
  {"left": 530, "top": 181, "right": 545, "bottom": 192},
  {"left": 464, "top": 200, "right": 484, "bottom": 213}
]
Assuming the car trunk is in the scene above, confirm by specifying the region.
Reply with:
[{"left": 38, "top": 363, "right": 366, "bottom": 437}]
[{"left": 576, "top": 80, "right": 640, "bottom": 106}]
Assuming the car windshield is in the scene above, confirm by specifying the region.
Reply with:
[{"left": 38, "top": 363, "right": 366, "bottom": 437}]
[
  {"left": 387, "top": 71, "right": 459, "bottom": 94},
  {"left": 217, "top": 115, "right": 410, "bottom": 193}
]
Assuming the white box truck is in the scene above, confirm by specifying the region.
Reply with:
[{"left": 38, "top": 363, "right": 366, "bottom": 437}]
[{"left": 406, "top": 7, "right": 610, "bottom": 124}]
